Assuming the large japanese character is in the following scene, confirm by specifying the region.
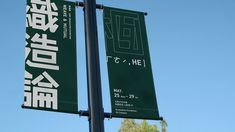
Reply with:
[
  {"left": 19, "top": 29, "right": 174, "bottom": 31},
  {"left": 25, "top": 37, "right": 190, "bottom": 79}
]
[
  {"left": 32, "top": 71, "right": 59, "bottom": 110},
  {"left": 27, "top": 0, "right": 59, "bottom": 32},
  {"left": 26, "top": 33, "right": 59, "bottom": 70}
]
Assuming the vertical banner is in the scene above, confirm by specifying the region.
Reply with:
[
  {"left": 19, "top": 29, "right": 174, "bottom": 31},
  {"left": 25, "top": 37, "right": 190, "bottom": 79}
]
[
  {"left": 23, "top": 0, "right": 78, "bottom": 113},
  {"left": 103, "top": 7, "right": 160, "bottom": 119}
]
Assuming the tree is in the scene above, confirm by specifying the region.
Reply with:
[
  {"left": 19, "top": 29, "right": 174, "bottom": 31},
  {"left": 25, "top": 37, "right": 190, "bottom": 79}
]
[
  {"left": 119, "top": 119, "right": 139, "bottom": 132},
  {"left": 139, "top": 120, "right": 159, "bottom": 132},
  {"left": 160, "top": 119, "right": 168, "bottom": 132},
  {"left": 119, "top": 119, "right": 160, "bottom": 132}
]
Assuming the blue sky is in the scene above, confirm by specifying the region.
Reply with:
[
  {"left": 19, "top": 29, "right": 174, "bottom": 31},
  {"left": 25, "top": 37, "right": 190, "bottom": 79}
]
[{"left": 0, "top": 0, "right": 235, "bottom": 132}]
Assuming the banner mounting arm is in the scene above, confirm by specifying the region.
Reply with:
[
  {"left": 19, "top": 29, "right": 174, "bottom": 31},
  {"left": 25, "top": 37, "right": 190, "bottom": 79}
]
[
  {"left": 76, "top": 1, "right": 104, "bottom": 9},
  {"left": 75, "top": 1, "right": 148, "bottom": 15}
]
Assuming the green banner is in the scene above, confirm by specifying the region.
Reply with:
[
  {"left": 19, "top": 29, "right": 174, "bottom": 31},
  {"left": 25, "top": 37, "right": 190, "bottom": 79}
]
[
  {"left": 23, "top": 0, "right": 78, "bottom": 114},
  {"left": 103, "top": 7, "right": 160, "bottom": 119}
]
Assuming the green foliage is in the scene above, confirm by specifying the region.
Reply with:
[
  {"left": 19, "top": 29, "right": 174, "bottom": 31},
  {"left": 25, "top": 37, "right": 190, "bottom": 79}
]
[
  {"left": 160, "top": 119, "right": 168, "bottom": 132},
  {"left": 119, "top": 119, "right": 159, "bottom": 132},
  {"left": 119, "top": 119, "right": 138, "bottom": 132}
]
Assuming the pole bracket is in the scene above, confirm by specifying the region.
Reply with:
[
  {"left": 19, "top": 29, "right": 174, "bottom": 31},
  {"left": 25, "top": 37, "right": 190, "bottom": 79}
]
[
  {"left": 75, "top": 1, "right": 104, "bottom": 9},
  {"left": 75, "top": 1, "right": 147, "bottom": 15},
  {"left": 78, "top": 110, "right": 112, "bottom": 119}
]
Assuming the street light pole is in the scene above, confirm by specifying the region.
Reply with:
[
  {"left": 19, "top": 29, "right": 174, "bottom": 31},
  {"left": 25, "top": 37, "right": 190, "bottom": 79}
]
[{"left": 83, "top": 0, "right": 105, "bottom": 132}]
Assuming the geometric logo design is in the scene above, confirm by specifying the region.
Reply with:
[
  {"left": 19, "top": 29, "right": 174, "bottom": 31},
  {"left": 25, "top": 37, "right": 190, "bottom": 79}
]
[{"left": 105, "top": 9, "right": 145, "bottom": 55}]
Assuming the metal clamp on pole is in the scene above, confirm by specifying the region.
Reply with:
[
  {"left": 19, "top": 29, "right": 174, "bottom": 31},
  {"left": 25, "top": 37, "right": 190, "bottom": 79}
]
[
  {"left": 159, "top": 117, "right": 164, "bottom": 121},
  {"left": 78, "top": 110, "right": 112, "bottom": 119},
  {"left": 75, "top": 1, "right": 147, "bottom": 16},
  {"left": 76, "top": 1, "right": 104, "bottom": 9}
]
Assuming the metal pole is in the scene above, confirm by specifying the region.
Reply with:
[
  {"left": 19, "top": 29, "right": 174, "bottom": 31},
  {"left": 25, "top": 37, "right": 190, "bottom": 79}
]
[{"left": 83, "top": 0, "right": 104, "bottom": 132}]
